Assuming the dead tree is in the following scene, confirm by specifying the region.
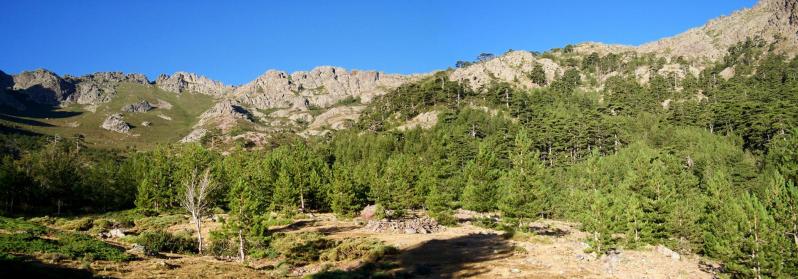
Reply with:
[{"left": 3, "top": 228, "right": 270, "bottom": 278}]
[{"left": 181, "top": 168, "right": 217, "bottom": 254}]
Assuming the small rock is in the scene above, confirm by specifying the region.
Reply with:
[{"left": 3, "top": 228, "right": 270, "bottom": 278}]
[
  {"left": 510, "top": 268, "right": 521, "bottom": 273},
  {"left": 126, "top": 243, "right": 145, "bottom": 255},
  {"left": 404, "top": 228, "right": 417, "bottom": 234},
  {"left": 141, "top": 121, "right": 152, "bottom": 127},
  {"left": 109, "top": 228, "right": 125, "bottom": 238}
]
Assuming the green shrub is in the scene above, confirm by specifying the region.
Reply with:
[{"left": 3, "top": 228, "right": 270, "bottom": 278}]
[
  {"left": 270, "top": 232, "right": 332, "bottom": 266},
  {"left": 60, "top": 218, "right": 94, "bottom": 231},
  {"left": 320, "top": 238, "right": 397, "bottom": 262},
  {"left": 430, "top": 211, "right": 457, "bottom": 226},
  {"left": 56, "top": 233, "right": 129, "bottom": 261},
  {"left": 136, "top": 230, "right": 196, "bottom": 256},
  {"left": 208, "top": 230, "right": 238, "bottom": 259}
]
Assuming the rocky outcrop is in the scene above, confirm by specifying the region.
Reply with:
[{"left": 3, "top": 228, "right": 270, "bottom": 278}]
[
  {"left": 12, "top": 69, "right": 74, "bottom": 105},
  {"left": 67, "top": 72, "right": 149, "bottom": 104},
  {"left": 637, "top": 0, "right": 798, "bottom": 60},
  {"left": 9, "top": 70, "right": 149, "bottom": 106},
  {"left": 450, "top": 51, "right": 562, "bottom": 91},
  {"left": 234, "top": 66, "right": 410, "bottom": 110},
  {"left": 180, "top": 128, "right": 208, "bottom": 143},
  {"left": 0, "top": 70, "right": 25, "bottom": 111},
  {"left": 396, "top": 111, "right": 439, "bottom": 131},
  {"left": 195, "top": 100, "right": 252, "bottom": 131},
  {"left": 121, "top": 100, "right": 154, "bottom": 113},
  {"left": 156, "top": 72, "right": 232, "bottom": 95},
  {"left": 100, "top": 113, "right": 130, "bottom": 133},
  {"left": 301, "top": 105, "right": 364, "bottom": 137}
]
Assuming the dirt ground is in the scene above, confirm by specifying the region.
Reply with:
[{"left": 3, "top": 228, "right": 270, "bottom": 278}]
[{"left": 30, "top": 214, "right": 715, "bottom": 278}]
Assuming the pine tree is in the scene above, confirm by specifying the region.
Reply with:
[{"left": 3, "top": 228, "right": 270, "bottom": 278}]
[
  {"left": 498, "top": 128, "right": 548, "bottom": 218},
  {"left": 462, "top": 143, "right": 502, "bottom": 212}
]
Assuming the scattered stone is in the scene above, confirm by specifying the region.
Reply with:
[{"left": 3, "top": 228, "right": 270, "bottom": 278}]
[
  {"left": 141, "top": 121, "right": 152, "bottom": 127},
  {"left": 655, "top": 244, "right": 681, "bottom": 261},
  {"left": 510, "top": 268, "right": 521, "bottom": 273},
  {"left": 121, "top": 100, "right": 154, "bottom": 113},
  {"left": 364, "top": 217, "right": 445, "bottom": 234},
  {"left": 127, "top": 243, "right": 145, "bottom": 255},
  {"left": 100, "top": 113, "right": 130, "bottom": 133}
]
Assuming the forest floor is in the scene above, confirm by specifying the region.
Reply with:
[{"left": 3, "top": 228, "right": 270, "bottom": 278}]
[{"left": 8, "top": 213, "right": 717, "bottom": 278}]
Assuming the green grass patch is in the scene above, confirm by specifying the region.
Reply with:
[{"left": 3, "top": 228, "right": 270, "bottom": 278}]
[{"left": 0, "top": 217, "right": 129, "bottom": 262}]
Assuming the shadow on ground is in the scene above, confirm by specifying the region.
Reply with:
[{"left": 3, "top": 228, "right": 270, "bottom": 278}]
[
  {"left": 0, "top": 255, "right": 98, "bottom": 279},
  {"left": 311, "top": 233, "right": 514, "bottom": 279}
]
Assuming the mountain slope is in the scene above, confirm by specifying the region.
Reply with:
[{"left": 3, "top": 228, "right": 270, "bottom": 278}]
[{"left": 1, "top": 0, "right": 796, "bottom": 149}]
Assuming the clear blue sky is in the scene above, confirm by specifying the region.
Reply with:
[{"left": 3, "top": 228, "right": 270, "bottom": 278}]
[{"left": 0, "top": 0, "right": 756, "bottom": 85}]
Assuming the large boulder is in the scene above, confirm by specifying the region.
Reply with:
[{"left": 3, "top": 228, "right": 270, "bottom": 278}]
[
  {"left": 121, "top": 100, "right": 154, "bottom": 113},
  {"left": 100, "top": 113, "right": 130, "bottom": 133}
]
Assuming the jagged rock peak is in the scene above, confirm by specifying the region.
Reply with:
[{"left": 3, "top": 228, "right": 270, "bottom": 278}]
[{"left": 155, "top": 72, "right": 231, "bottom": 95}]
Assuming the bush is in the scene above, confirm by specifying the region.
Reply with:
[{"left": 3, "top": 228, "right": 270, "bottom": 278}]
[
  {"left": 56, "top": 233, "right": 129, "bottom": 261},
  {"left": 319, "top": 238, "right": 397, "bottom": 262},
  {"left": 270, "top": 232, "right": 332, "bottom": 266},
  {"left": 429, "top": 211, "right": 457, "bottom": 226},
  {"left": 136, "top": 231, "right": 196, "bottom": 256},
  {"left": 59, "top": 218, "right": 94, "bottom": 231},
  {"left": 208, "top": 230, "right": 238, "bottom": 259}
]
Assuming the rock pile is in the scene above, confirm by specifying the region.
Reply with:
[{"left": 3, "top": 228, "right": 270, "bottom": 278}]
[
  {"left": 101, "top": 113, "right": 130, "bottom": 133},
  {"left": 364, "top": 217, "right": 445, "bottom": 234},
  {"left": 121, "top": 100, "right": 154, "bottom": 112}
]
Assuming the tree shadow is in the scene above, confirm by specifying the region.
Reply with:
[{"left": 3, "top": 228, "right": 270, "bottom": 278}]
[
  {"left": 311, "top": 233, "right": 514, "bottom": 278},
  {"left": 314, "top": 225, "right": 360, "bottom": 235},
  {"left": 0, "top": 255, "right": 99, "bottom": 279},
  {"left": 271, "top": 220, "right": 318, "bottom": 233},
  {"left": 527, "top": 224, "right": 569, "bottom": 237}
]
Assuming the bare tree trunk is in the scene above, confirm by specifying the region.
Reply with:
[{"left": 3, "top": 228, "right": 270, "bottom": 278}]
[
  {"left": 194, "top": 214, "right": 203, "bottom": 254},
  {"left": 238, "top": 228, "right": 245, "bottom": 262}
]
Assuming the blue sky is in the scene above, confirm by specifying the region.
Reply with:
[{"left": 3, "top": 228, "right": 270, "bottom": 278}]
[{"left": 1, "top": 0, "right": 756, "bottom": 85}]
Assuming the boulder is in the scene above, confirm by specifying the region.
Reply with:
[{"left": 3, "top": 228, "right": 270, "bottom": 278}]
[
  {"left": 121, "top": 100, "right": 154, "bottom": 113},
  {"left": 127, "top": 243, "right": 146, "bottom": 255},
  {"left": 100, "top": 113, "right": 130, "bottom": 133}
]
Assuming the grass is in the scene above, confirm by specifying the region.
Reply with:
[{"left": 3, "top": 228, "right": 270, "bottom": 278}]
[
  {"left": 0, "top": 216, "right": 129, "bottom": 262},
  {"left": 0, "top": 83, "right": 216, "bottom": 149}
]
